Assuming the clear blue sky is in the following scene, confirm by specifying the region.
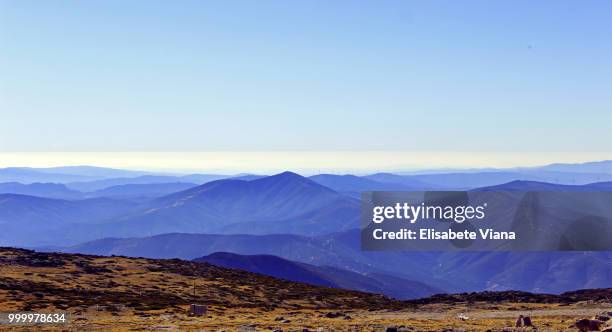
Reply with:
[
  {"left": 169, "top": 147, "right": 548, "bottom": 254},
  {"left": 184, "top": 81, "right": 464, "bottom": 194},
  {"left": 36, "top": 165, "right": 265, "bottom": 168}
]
[{"left": 1, "top": 1, "right": 611, "bottom": 157}]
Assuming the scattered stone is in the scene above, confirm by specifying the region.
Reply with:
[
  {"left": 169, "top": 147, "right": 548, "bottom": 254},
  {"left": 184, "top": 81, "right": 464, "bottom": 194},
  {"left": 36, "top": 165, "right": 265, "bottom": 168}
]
[
  {"left": 514, "top": 315, "right": 534, "bottom": 327},
  {"left": 574, "top": 318, "right": 603, "bottom": 332},
  {"left": 324, "top": 311, "right": 344, "bottom": 318},
  {"left": 237, "top": 325, "right": 257, "bottom": 332}
]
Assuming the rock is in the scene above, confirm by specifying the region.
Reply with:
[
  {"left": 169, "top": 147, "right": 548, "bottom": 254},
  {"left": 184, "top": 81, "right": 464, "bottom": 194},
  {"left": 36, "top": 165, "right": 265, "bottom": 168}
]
[
  {"left": 514, "top": 315, "right": 534, "bottom": 327},
  {"left": 274, "top": 316, "right": 284, "bottom": 321},
  {"left": 595, "top": 313, "right": 610, "bottom": 321},
  {"left": 324, "top": 311, "right": 343, "bottom": 318},
  {"left": 385, "top": 327, "right": 398, "bottom": 332},
  {"left": 575, "top": 319, "right": 603, "bottom": 332},
  {"left": 516, "top": 314, "right": 524, "bottom": 327},
  {"left": 457, "top": 313, "right": 469, "bottom": 321}
]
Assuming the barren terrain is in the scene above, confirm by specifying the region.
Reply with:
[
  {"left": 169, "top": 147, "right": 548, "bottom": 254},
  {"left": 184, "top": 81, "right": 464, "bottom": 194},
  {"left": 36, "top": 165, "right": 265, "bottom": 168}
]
[{"left": 0, "top": 248, "right": 610, "bottom": 331}]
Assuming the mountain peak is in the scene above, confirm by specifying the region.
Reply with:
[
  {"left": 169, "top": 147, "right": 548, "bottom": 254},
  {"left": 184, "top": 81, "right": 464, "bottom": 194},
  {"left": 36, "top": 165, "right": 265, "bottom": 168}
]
[
  {"left": 252, "top": 171, "right": 336, "bottom": 193},
  {"left": 272, "top": 171, "right": 304, "bottom": 179}
]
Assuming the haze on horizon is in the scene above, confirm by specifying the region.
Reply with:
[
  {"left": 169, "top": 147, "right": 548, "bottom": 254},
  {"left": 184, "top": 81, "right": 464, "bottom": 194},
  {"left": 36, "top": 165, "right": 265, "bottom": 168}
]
[
  {"left": 1, "top": 151, "right": 612, "bottom": 175},
  {"left": 1, "top": 1, "right": 611, "bottom": 166}
]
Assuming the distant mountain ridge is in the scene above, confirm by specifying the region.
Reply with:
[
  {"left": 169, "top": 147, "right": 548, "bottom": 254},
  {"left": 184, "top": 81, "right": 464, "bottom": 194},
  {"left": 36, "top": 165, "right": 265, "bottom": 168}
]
[
  {"left": 1, "top": 163, "right": 610, "bottom": 302},
  {"left": 309, "top": 174, "right": 433, "bottom": 194},
  {"left": 0, "top": 182, "right": 83, "bottom": 200},
  {"left": 194, "top": 252, "right": 441, "bottom": 299},
  {"left": 57, "top": 230, "right": 612, "bottom": 295},
  {"left": 1, "top": 172, "right": 359, "bottom": 246},
  {"left": 87, "top": 182, "right": 198, "bottom": 200},
  {"left": 8, "top": 174, "right": 612, "bottom": 247},
  {"left": 91, "top": 171, "right": 359, "bottom": 237},
  {"left": 528, "top": 160, "right": 612, "bottom": 174},
  {"left": 2, "top": 160, "right": 612, "bottom": 189},
  {"left": 66, "top": 174, "right": 226, "bottom": 192},
  {"left": 474, "top": 180, "right": 612, "bottom": 191},
  {"left": 0, "top": 167, "right": 99, "bottom": 184},
  {"left": 0, "top": 181, "right": 198, "bottom": 201},
  {"left": 0, "top": 194, "right": 136, "bottom": 246}
]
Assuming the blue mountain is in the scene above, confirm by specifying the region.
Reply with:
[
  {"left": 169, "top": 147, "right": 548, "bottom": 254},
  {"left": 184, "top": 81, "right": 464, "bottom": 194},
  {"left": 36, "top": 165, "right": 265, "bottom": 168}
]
[
  {"left": 194, "top": 252, "right": 441, "bottom": 299},
  {"left": 6, "top": 171, "right": 612, "bottom": 296},
  {"left": 0, "top": 167, "right": 97, "bottom": 183},
  {"left": 529, "top": 160, "right": 612, "bottom": 174},
  {"left": 363, "top": 173, "right": 437, "bottom": 189},
  {"left": 58, "top": 231, "right": 612, "bottom": 295},
  {"left": 66, "top": 174, "right": 226, "bottom": 192},
  {"left": 0, "top": 166, "right": 157, "bottom": 184},
  {"left": 380, "top": 171, "right": 612, "bottom": 189},
  {"left": 90, "top": 171, "right": 359, "bottom": 237},
  {"left": 309, "top": 174, "right": 427, "bottom": 194},
  {"left": 474, "top": 180, "right": 612, "bottom": 191},
  {"left": 0, "top": 194, "right": 136, "bottom": 246},
  {"left": 87, "top": 182, "right": 197, "bottom": 200},
  {"left": 0, "top": 182, "right": 83, "bottom": 200},
  {"left": 32, "top": 166, "right": 151, "bottom": 178}
]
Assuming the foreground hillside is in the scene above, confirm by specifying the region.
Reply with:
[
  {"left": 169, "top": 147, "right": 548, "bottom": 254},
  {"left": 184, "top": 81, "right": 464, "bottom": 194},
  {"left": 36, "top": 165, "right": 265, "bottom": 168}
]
[
  {"left": 0, "top": 248, "right": 397, "bottom": 311},
  {"left": 1, "top": 248, "right": 611, "bottom": 331}
]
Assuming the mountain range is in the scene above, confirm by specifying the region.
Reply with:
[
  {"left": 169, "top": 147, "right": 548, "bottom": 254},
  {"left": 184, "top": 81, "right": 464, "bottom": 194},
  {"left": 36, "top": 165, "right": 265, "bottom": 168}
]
[
  {"left": 4, "top": 169, "right": 612, "bottom": 247},
  {"left": 194, "top": 252, "right": 440, "bottom": 299},
  {"left": 0, "top": 182, "right": 83, "bottom": 200},
  {"left": 4, "top": 160, "right": 612, "bottom": 190},
  {"left": 57, "top": 230, "right": 612, "bottom": 295},
  {"left": 1, "top": 162, "right": 611, "bottom": 297}
]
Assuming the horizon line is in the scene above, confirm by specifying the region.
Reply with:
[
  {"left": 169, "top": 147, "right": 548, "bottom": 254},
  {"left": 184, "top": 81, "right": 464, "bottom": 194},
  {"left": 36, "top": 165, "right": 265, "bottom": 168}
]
[{"left": 1, "top": 151, "right": 611, "bottom": 175}]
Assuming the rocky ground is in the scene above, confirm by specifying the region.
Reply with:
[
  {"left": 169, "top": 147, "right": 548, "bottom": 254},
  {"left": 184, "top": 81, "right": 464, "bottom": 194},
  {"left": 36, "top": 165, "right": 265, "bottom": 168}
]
[{"left": 0, "top": 247, "right": 610, "bottom": 331}]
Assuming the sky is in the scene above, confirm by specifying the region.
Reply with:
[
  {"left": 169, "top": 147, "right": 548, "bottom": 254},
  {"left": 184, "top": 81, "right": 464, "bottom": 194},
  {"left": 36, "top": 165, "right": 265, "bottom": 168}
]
[{"left": 1, "top": 1, "right": 611, "bottom": 172}]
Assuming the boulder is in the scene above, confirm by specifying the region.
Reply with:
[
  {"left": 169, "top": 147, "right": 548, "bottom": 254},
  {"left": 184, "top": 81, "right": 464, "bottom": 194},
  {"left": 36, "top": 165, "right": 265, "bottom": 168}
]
[
  {"left": 324, "top": 311, "right": 344, "bottom": 318},
  {"left": 515, "top": 315, "right": 524, "bottom": 327},
  {"left": 575, "top": 318, "right": 603, "bottom": 332}
]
